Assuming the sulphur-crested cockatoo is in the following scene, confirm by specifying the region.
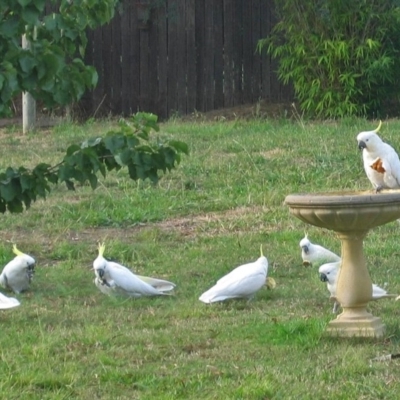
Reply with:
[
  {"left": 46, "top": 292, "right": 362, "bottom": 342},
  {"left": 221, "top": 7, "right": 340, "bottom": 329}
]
[
  {"left": 319, "top": 261, "right": 396, "bottom": 313},
  {"left": 0, "top": 245, "right": 35, "bottom": 293},
  {"left": 357, "top": 120, "right": 400, "bottom": 192},
  {"left": 93, "top": 243, "right": 176, "bottom": 298},
  {"left": 199, "top": 245, "right": 270, "bottom": 303},
  {"left": 0, "top": 291, "right": 20, "bottom": 309},
  {"left": 300, "top": 234, "right": 340, "bottom": 268}
]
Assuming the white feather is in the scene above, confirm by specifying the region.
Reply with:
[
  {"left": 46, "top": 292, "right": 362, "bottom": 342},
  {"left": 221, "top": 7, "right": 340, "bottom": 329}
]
[
  {"left": 0, "top": 291, "right": 20, "bottom": 310},
  {"left": 319, "top": 261, "right": 396, "bottom": 313},
  {"left": 0, "top": 251, "right": 35, "bottom": 294},
  {"left": 199, "top": 254, "right": 269, "bottom": 303},
  {"left": 299, "top": 234, "right": 340, "bottom": 268},
  {"left": 93, "top": 251, "right": 175, "bottom": 298}
]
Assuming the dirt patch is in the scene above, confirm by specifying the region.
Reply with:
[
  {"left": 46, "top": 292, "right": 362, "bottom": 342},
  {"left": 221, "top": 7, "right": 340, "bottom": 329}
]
[
  {"left": 0, "top": 206, "right": 274, "bottom": 251},
  {"left": 181, "top": 101, "right": 295, "bottom": 121}
]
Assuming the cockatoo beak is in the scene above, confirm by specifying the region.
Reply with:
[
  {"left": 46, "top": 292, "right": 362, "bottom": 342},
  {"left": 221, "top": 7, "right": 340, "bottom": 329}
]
[
  {"left": 301, "top": 245, "right": 309, "bottom": 254},
  {"left": 358, "top": 140, "right": 367, "bottom": 150},
  {"left": 319, "top": 273, "right": 328, "bottom": 282}
]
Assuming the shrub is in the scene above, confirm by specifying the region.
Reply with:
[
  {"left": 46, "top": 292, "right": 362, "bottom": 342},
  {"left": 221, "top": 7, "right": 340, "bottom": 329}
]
[{"left": 258, "top": 0, "right": 400, "bottom": 118}]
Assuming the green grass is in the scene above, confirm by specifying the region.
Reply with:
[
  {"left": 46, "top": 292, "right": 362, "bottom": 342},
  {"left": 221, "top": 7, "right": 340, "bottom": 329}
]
[{"left": 1, "top": 116, "right": 400, "bottom": 399}]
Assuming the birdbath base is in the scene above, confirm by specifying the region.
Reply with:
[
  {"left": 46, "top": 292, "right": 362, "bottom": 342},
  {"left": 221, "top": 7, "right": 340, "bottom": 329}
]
[{"left": 326, "top": 309, "right": 385, "bottom": 338}]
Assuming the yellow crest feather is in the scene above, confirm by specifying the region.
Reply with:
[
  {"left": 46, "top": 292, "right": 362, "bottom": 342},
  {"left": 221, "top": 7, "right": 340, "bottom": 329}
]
[
  {"left": 98, "top": 243, "right": 106, "bottom": 257},
  {"left": 375, "top": 120, "right": 382, "bottom": 132},
  {"left": 260, "top": 244, "right": 264, "bottom": 258},
  {"left": 12, "top": 244, "right": 24, "bottom": 256}
]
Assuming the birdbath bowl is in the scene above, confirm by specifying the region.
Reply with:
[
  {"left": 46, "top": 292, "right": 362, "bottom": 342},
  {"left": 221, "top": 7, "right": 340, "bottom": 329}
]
[{"left": 285, "top": 190, "right": 400, "bottom": 338}]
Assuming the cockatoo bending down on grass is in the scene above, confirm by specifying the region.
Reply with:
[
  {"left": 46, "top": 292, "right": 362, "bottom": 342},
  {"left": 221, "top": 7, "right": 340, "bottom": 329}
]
[
  {"left": 0, "top": 245, "right": 35, "bottom": 294},
  {"left": 319, "top": 261, "right": 396, "bottom": 313},
  {"left": 0, "top": 291, "right": 20, "bottom": 310},
  {"left": 299, "top": 234, "right": 340, "bottom": 268},
  {"left": 93, "top": 243, "right": 176, "bottom": 298},
  {"left": 199, "top": 245, "right": 275, "bottom": 304},
  {"left": 357, "top": 120, "right": 400, "bottom": 192}
]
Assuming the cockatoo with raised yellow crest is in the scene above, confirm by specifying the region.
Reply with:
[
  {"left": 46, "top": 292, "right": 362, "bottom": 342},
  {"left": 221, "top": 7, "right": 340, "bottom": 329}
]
[
  {"left": 0, "top": 245, "right": 35, "bottom": 293},
  {"left": 93, "top": 243, "right": 176, "bottom": 298},
  {"left": 319, "top": 261, "right": 397, "bottom": 313},
  {"left": 199, "top": 245, "right": 273, "bottom": 303},
  {"left": 357, "top": 120, "right": 400, "bottom": 192},
  {"left": 299, "top": 234, "right": 340, "bottom": 268}
]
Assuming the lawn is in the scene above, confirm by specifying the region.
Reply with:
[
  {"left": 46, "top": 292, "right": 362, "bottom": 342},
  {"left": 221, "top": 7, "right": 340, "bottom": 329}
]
[{"left": 1, "top": 116, "right": 400, "bottom": 399}]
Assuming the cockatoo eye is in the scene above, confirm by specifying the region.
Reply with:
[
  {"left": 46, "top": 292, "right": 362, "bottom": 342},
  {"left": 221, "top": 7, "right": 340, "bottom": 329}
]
[{"left": 97, "top": 269, "right": 105, "bottom": 278}]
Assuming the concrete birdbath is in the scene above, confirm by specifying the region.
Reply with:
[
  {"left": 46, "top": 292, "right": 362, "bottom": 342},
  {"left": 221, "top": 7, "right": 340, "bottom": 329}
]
[{"left": 285, "top": 190, "right": 400, "bottom": 337}]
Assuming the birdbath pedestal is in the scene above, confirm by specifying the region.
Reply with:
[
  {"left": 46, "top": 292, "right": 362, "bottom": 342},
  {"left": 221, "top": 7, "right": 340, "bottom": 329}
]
[{"left": 285, "top": 190, "right": 400, "bottom": 338}]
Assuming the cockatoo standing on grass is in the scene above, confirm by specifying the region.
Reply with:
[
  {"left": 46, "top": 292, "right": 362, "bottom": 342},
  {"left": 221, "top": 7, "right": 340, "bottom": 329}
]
[
  {"left": 0, "top": 291, "right": 20, "bottom": 309},
  {"left": 0, "top": 245, "right": 35, "bottom": 293},
  {"left": 357, "top": 120, "right": 400, "bottom": 192},
  {"left": 199, "top": 245, "right": 274, "bottom": 303},
  {"left": 93, "top": 243, "right": 176, "bottom": 298},
  {"left": 299, "top": 234, "right": 340, "bottom": 267},
  {"left": 319, "top": 261, "right": 396, "bottom": 313}
]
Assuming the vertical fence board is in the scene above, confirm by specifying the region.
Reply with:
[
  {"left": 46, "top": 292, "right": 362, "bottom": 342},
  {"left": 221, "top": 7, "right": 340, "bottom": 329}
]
[
  {"left": 186, "top": 0, "right": 196, "bottom": 114},
  {"left": 223, "top": 0, "right": 234, "bottom": 107},
  {"left": 213, "top": 1, "right": 224, "bottom": 110},
  {"left": 156, "top": 2, "right": 168, "bottom": 119},
  {"left": 195, "top": 0, "right": 205, "bottom": 111},
  {"left": 177, "top": 0, "right": 187, "bottom": 115},
  {"left": 120, "top": 1, "right": 132, "bottom": 115},
  {"left": 112, "top": 11, "right": 122, "bottom": 113},
  {"left": 251, "top": 0, "right": 262, "bottom": 102},
  {"left": 204, "top": 0, "right": 215, "bottom": 111},
  {"left": 242, "top": 0, "right": 253, "bottom": 104},
  {"left": 167, "top": 0, "right": 178, "bottom": 115},
  {"left": 232, "top": 0, "right": 243, "bottom": 105}
]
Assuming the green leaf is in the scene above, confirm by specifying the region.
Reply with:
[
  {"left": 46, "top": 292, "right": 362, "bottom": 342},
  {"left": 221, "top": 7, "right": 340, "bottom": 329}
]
[
  {"left": 17, "top": 0, "right": 32, "bottom": 6},
  {"left": 0, "top": 181, "right": 18, "bottom": 202},
  {"left": 22, "top": 6, "right": 41, "bottom": 25},
  {"left": 33, "top": 0, "right": 46, "bottom": 12},
  {"left": 19, "top": 54, "right": 37, "bottom": 74},
  {"left": 7, "top": 199, "right": 23, "bottom": 213},
  {"left": 66, "top": 144, "right": 81, "bottom": 156},
  {"left": 82, "top": 137, "right": 102, "bottom": 148},
  {"left": 168, "top": 140, "right": 189, "bottom": 155},
  {"left": 104, "top": 135, "right": 126, "bottom": 152}
]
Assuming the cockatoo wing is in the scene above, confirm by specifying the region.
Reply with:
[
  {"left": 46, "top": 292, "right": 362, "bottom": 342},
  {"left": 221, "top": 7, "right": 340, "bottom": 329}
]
[
  {"left": 0, "top": 291, "right": 20, "bottom": 309},
  {"left": 381, "top": 147, "right": 400, "bottom": 188},
  {"left": 372, "top": 284, "right": 397, "bottom": 299},
  {"left": 136, "top": 276, "right": 176, "bottom": 292},
  {"left": 107, "top": 263, "right": 168, "bottom": 297},
  {"left": 106, "top": 261, "right": 175, "bottom": 294}
]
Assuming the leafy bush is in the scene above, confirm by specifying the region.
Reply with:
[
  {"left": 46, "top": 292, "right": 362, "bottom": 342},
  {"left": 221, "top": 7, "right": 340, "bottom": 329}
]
[{"left": 258, "top": 0, "right": 400, "bottom": 118}]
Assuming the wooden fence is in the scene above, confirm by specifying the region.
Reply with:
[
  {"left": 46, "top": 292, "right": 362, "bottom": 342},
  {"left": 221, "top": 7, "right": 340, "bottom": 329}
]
[{"left": 82, "top": 0, "right": 293, "bottom": 119}]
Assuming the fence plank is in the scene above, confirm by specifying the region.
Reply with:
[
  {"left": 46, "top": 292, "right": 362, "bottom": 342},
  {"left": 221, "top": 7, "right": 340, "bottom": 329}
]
[
  {"left": 156, "top": 1, "right": 168, "bottom": 119},
  {"left": 213, "top": 1, "right": 224, "bottom": 110},
  {"left": 223, "top": 0, "right": 234, "bottom": 108},
  {"left": 186, "top": 0, "right": 196, "bottom": 114}
]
